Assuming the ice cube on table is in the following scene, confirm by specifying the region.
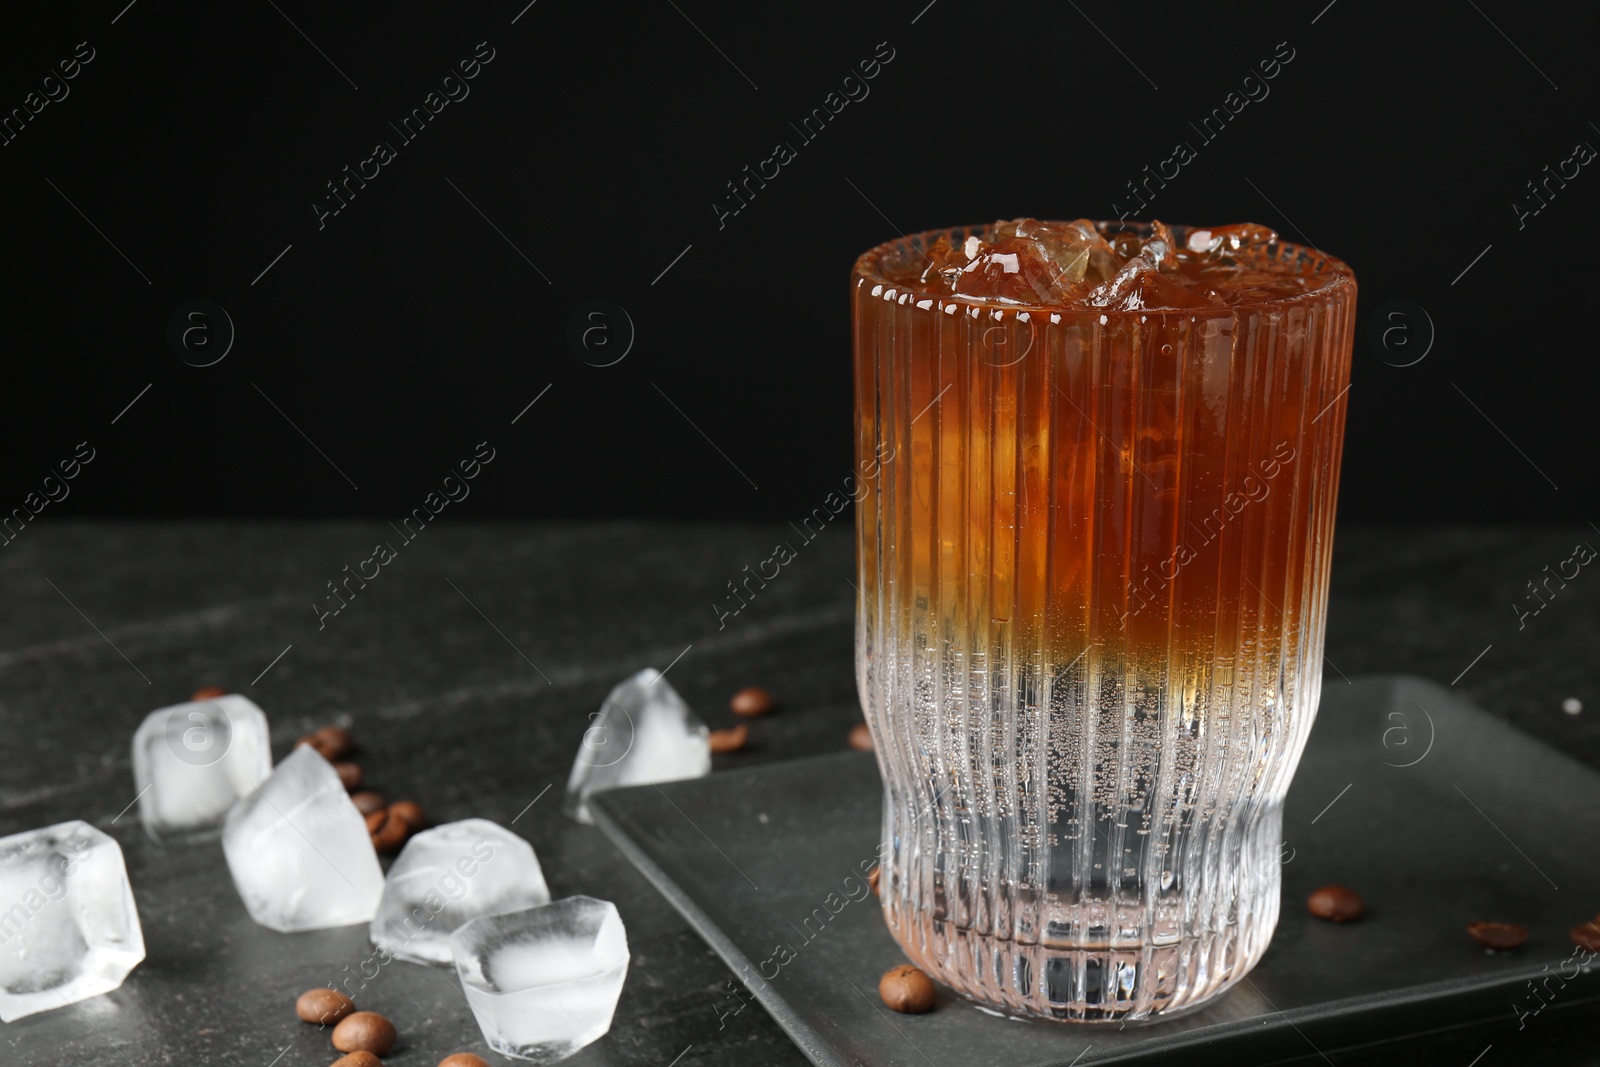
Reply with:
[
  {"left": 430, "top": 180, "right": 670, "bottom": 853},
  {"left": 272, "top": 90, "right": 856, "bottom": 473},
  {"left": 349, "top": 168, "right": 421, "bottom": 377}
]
[
  {"left": 0, "top": 821, "right": 145, "bottom": 1022},
  {"left": 131, "top": 694, "right": 271, "bottom": 842},
  {"left": 450, "top": 896, "right": 629, "bottom": 1063},
  {"left": 371, "top": 819, "right": 551, "bottom": 965},
  {"left": 221, "top": 745, "right": 383, "bottom": 932},
  {"left": 563, "top": 669, "right": 710, "bottom": 824}
]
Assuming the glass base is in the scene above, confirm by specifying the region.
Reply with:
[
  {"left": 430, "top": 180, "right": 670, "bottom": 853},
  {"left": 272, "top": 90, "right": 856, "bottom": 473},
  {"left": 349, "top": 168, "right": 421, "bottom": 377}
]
[
  {"left": 488, "top": 1038, "right": 585, "bottom": 1064},
  {"left": 886, "top": 902, "right": 1279, "bottom": 1023}
]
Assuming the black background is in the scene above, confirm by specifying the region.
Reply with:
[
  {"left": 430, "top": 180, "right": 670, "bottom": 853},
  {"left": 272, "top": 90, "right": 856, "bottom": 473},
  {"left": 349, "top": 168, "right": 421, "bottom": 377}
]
[{"left": 2, "top": 0, "right": 1596, "bottom": 522}]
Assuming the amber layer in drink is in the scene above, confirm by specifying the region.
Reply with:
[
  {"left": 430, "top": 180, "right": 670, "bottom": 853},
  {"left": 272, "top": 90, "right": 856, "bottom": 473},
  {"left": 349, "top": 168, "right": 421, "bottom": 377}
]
[{"left": 855, "top": 220, "right": 1353, "bottom": 695}]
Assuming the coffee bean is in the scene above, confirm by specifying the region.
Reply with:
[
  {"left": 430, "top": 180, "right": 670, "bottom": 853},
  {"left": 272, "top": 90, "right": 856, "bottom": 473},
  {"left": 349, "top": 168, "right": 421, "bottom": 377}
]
[
  {"left": 731, "top": 687, "right": 775, "bottom": 717},
  {"left": 335, "top": 761, "right": 363, "bottom": 792},
  {"left": 878, "top": 964, "right": 936, "bottom": 1013},
  {"left": 313, "top": 726, "right": 355, "bottom": 761},
  {"left": 849, "top": 723, "right": 874, "bottom": 751},
  {"left": 1306, "top": 885, "right": 1363, "bottom": 922},
  {"left": 1571, "top": 921, "right": 1600, "bottom": 952},
  {"left": 351, "top": 791, "right": 387, "bottom": 816},
  {"left": 709, "top": 724, "right": 749, "bottom": 753},
  {"left": 297, "top": 728, "right": 353, "bottom": 761},
  {"left": 295, "top": 986, "right": 355, "bottom": 1025},
  {"left": 369, "top": 810, "right": 409, "bottom": 854},
  {"left": 1467, "top": 921, "right": 1528, "bottom": 950},
  {"left": 438, "top": 1055, "right": 491, "bottom": 1067},
  {"left": 331, "top": 1054, "right": 382, "bottom": 1067},
  {"left": 867, "top": 865, "right": 881, "bottom": 896},
  {"left": 387, "top": 800, "right": 426, "bottom": 831},
  {"left": 331, "top": 1011, "right": 396, "bottom": 1055},
  {"left": 191, "top": 685, "right": 227, "bottom": 701}
]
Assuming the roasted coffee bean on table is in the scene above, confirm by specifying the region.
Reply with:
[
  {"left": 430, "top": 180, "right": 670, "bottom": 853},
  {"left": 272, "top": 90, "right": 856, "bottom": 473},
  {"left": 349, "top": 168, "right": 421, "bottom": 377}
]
[
  {"left": 437, "top": 1055, "right": 492, "bottom": 1067},
  {"left": 731, "top": 686, "right": 775, "bottom": 717},
  {"left": 331, "top": 1052, "right": 382, "bottom": 1067},
  {"left": 369, "top": 809, "right": 409, "bottom": 854},
  {"left": 350, "top": 790, "right": 387, "bottom": 815},
  {"left": 297, "top": 734, "right": 345, "bottom": 761},
  {"left": 709, "top": 724, "right": 749, "bottom": 753},
  {"left": 1467, "top": 921, "right": 1528, "bottom": 950},
  {"left": 1306, "top": 885, "right": 1364, "bottom": 923},
  {"left": 295, "top": 986, "right": 355, "bottom": 1025},
  {"left": 299, "top": 725, "right": 355, "bottom": 761},
  {"left": 314, "top": 725, "right": 355, "bottom": 760},
  {"left": 878, "top": 964, "right": 936, "bottom": 1013},
  {"left": 335, "top": 761, "right": 363, "bottom": 791},
  {"left": 332, "top": 1011, "right": 397, "bottom": 1055},
  {"left": 387, "top": 799, "right": 426, "bottom": 831}
]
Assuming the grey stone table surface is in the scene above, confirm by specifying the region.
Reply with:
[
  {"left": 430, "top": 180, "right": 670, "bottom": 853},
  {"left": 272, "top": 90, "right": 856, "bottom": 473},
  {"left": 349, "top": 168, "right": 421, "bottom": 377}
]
[{"left": 0, "top": 521, "right": 1595, "bottom": 1067}]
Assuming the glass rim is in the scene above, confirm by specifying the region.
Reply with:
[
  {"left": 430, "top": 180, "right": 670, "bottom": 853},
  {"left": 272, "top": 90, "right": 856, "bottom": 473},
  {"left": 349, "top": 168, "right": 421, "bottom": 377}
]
[{"left": 851, "top": 219, "right": 1355, "bottom": 317}]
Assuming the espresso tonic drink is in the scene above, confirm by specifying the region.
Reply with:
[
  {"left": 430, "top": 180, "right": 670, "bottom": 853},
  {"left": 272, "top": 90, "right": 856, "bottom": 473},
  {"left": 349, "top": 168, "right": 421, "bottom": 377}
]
[{"left": 852, "top": 219, "right": 1356, "bottom": 1021}]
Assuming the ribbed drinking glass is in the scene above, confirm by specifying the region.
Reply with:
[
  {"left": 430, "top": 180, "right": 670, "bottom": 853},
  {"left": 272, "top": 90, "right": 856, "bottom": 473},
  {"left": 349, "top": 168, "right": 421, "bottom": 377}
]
[{"left": 852, "top": 220, "right": 1356, "bottom": 1022}]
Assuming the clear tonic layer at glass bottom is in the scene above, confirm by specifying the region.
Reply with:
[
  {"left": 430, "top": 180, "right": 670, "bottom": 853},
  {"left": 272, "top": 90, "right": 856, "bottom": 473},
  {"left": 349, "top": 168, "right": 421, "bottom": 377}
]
[
  {"left": 878, "top": 750, "right": 1289, "bottom": 1021},
  {"left": 866, "top": 636, "right": 1311, "bottom": 1021}
]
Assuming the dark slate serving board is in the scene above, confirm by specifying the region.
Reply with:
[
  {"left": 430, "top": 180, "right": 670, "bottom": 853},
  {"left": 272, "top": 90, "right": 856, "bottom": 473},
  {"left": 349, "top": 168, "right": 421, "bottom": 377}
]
[{"left": 592, "top": 675, "right": 1600, "bottom": 1066}]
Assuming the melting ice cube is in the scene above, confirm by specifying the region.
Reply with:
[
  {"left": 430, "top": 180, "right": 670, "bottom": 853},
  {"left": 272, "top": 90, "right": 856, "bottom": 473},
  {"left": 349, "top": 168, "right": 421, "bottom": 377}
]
[
  {"left": 924, "top": 219, "right": 1124, "bottom": 304},
  {"left": 370, "top": 819, "right": 551, "bottom": 965},
  {"left": 450, "top": 896, "right": 629, "bottom": 1063},
  {"left": 0, "top": 821, "right": 145, "bottom": 1022},
  {"left": 221, "top": 745, "right": 384, "bottom": 932},
  {"left": 951, "top": 235, "right": 1069, "bottom": 304},
  {"left": 131, "top": 694, "right": 271, "bottom": 842},
  {"left": 998, "top": 218, "right": 1119, "bottom": 286},
  {"left": 1085, "top": 220, "right": 1216, "bottom": 310},
  {"left": 563, "top": 669, "right": 710, "bottom": 824}
]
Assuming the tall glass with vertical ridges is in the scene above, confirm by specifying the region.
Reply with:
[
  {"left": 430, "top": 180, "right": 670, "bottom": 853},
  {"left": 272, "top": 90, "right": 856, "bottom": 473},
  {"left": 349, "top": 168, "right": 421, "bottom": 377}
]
[{"left": 852, "top": 221, "right": 1356, "bottom": 1022}]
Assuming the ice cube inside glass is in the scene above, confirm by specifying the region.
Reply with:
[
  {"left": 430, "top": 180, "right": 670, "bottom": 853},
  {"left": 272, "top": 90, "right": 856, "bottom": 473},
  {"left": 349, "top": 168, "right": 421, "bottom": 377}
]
[
  {"left": 131, "top": 694, "right": 271, "bottom": 842},
  {"left": 450, "top": 896, "right": 629, "bottom": 1064},
  {"left": 0, "top": 820, "right": 145, "bottom": 1022}
]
